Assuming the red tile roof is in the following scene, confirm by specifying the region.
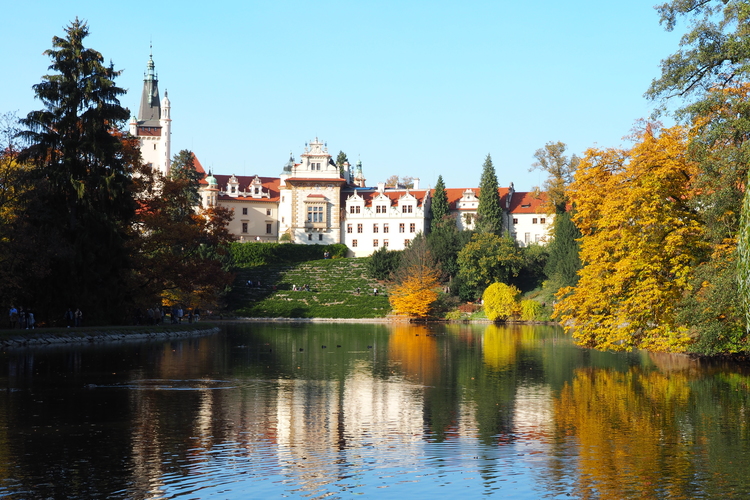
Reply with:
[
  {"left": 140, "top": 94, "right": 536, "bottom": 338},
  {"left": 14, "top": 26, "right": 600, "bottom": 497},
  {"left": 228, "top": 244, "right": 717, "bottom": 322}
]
[
  {"left": 353, "top": 189, "right": 430, "bottom": 207},
  {"left": 508, "top": 191, "right": 548, "bottom": 214},
  {"left": 211, "top": 174, "right": 281, "bottom": 202},
  {"left": 443, "top": 187, "right": 511, "bottom": 209}
]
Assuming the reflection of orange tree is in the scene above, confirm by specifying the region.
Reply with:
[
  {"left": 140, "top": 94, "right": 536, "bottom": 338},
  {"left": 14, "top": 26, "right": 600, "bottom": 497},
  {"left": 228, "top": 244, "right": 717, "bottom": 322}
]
[
  {"left": 553, "top": 367, "right": 694, "bottom": 499},
  {"left": 388, "top": 325, "right": 440, "bottom": 385}
]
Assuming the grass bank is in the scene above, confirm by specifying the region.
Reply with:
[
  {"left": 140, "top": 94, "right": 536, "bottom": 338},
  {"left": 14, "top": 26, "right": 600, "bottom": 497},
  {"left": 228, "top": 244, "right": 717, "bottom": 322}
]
[{"left": 228, "top": 258, "right": 391, "bottom": 318}]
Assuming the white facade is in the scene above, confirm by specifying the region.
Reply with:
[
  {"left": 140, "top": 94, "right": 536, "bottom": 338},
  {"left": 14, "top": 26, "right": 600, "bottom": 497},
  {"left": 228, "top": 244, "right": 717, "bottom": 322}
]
[
  {"left": 277, "top": 138, "right": 345, "bottom": 245},
  {"left": 342, "top": 188, "right": 430, "bottom": 257}
]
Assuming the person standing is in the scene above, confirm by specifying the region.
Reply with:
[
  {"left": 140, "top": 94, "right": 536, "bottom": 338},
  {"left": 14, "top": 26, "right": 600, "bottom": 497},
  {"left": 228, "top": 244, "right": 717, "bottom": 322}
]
[
  {"left": 74, "top": 308, "right": 82, "bottom": 327},
  {"left": 65, "top": 308, "right": 74, "bottom": 328},
  {"left": 9, "top": 306, "right": 18, "bottom": 329}
]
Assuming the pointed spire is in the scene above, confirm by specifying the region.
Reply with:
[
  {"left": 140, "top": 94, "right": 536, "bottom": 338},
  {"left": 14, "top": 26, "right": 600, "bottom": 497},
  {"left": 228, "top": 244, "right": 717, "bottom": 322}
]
[{"left": 138, "top": 46, "right": 161, "bottom": 124}]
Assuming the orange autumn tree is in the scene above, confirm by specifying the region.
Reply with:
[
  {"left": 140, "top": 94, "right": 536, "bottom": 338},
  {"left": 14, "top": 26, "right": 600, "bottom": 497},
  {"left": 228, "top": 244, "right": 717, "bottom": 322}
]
[
  {"left": 389, "top": 235, "right": 440, "bottom": 318},
  {"left": 554, "top": 123, "right": 706, "bottom": 352}
]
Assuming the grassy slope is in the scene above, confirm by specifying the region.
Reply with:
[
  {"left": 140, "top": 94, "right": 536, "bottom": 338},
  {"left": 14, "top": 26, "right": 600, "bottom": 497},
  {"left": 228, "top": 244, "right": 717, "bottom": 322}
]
[{"left": 228, "top": 258, "right": 391, "bottom": 318}]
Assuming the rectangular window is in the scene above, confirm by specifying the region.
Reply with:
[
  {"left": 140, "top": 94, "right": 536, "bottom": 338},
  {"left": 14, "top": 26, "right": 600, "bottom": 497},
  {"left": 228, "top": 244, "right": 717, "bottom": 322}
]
[
  {"left": 266, "top": 223, "right": 272, "bottom": 234},
  {"left": 349, "top": 205, "right": 361, "bottom": 214},
  {"left": 307, "top": 205, "right": 324, "bottom": 223},
  {"left": 242, "top": 208, "right": 248, "bottom": 215},
  {"left": 352, "top": 239, "right": 358, "bottom": 248},
  {"left": 242, "top": 222, "right": 248, "bottom": 233},
  {"left": 267, "top": 209, "right": 272, "bottom": 216},
  {"left": 535, "top": 234, "right": 540, "bottom": 242},
  {"left": 401, "top": 204, "right": 413, "bottom": 213},
  {"left": 524, "top": 232, "right": 530, "bottom": 243},
  {"left": 532, "top": 218, "right": 538, "bottom": 224},
  {"left": 373, "top": 224, "right": 379, "bottom": 233},
  {"left": 540, "top": 217, "right": 546, "bottom": 224},
  {"left": 404, "top": 239, "right": 410, "bottom": 247},
  {"left": 376, "top": 205, "right": 387, "bottom": 214},
  {"left": 410, "top": 223, "right": 416, "bottom": 233},
  {"left": 383, "top": 223, "right": 389, "bottom": 233},
  {"left": 357, "top": 224, "right": 363, "bottom": 233},
  {"left": 319, "top": 234, "right": 323, "bottom": 241},
  {"left": 383, "top": 239, "right": 389, "bottom": 247},
  {"left": 513, "top": 218, "right": 518, "bottom": 225},
  {"left": 399, "top": 223, "right": 405, "bottom": 233},
  {"left": 373, "top": 239, "right": 379, "bottom": 248},
  {"left": 347, "top": 224, "right": 352, "bottom": 233}
]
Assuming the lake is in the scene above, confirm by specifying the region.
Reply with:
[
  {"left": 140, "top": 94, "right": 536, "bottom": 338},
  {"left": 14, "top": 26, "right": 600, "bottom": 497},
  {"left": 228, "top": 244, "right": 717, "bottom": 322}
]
[{"left": 1, "top": 321, "right": 749, "bottom": 499}]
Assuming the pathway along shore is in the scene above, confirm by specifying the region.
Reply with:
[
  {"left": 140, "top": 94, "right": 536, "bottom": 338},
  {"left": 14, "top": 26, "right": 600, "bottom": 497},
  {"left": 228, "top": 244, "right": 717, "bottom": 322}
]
[{"left": 0, "top": 325, "right": 220, "bottom": 348}]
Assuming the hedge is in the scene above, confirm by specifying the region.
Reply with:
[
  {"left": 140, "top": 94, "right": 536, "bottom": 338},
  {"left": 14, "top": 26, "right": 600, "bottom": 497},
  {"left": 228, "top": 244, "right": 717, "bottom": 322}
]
[{"left": 230, "top": 242, "right": 349, "bottom": 267}]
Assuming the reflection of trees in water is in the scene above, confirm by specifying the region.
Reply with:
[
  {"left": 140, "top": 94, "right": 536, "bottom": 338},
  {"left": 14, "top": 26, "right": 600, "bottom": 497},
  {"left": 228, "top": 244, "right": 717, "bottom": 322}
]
[{"left": 550, "top": 364, "right": 750, "bottom": 498}]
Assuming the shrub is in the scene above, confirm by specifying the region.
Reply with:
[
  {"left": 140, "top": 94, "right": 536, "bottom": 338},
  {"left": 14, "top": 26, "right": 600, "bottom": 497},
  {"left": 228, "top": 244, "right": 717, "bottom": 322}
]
[
  {"left": 482, "top": 282, "right": 521, "bottom": 322},
  {"left": 520, "top": 299, "right": 543, "bottom": 321},
  {"left": 230, "top": 242, "right": 348, "bottom": 267}
]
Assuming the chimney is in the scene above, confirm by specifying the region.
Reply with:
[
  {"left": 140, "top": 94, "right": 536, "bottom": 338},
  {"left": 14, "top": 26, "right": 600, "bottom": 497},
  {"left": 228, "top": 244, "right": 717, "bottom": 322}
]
[{"left": 413, "top": 178, "right": 420, "bottom": 190}]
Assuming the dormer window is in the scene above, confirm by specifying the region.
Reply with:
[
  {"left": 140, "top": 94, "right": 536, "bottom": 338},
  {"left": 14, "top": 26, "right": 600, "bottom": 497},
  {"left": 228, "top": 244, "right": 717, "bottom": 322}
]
[
  {"left": 401, "top": 204, "right": 413, "bottom": 213},
  {"left": 231, "top": 186, "right": 236, "bottom": 193}
]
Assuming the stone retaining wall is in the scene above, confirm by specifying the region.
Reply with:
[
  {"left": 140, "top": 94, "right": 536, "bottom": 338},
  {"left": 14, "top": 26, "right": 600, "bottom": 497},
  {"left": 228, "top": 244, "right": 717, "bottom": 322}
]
[{"left": 0, "top": 327, "right": 220, "bottom": 348}]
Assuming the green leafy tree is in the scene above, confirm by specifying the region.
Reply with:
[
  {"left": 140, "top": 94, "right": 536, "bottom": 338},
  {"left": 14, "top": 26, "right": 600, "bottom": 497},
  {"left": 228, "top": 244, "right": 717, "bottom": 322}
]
[
  {"left": 18, "top": 19, "right": 134, "bottom": 323},
  {"left": 645, "top": 0, "right": 750, "bottom": 349},
  {"left": 169, "top": 150, "right": 203, "bottom": 219},
  {"left": 513, "top": 243, "right": 549, "bottom": 292},
  {"left": 476, "top": 154, "right": 503, "bottom": 235},
  {"left": 529, "top": 141, "right": 579, "bottom": 214},
  {"left": 430, "top": 175, "right": 450, "bottom": 233},
  {"left": 427, "top": 221, "right": 473, "bottom": 288},
  {"left": 457, "top": 232, "right": 522, "bottom": 296}
]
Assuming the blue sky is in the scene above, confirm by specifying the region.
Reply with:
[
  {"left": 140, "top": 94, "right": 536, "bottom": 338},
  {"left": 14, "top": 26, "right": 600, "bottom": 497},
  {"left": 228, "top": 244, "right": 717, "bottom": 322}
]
[{"left": 1, "top": 1, "right": 684, "bottom": 191}]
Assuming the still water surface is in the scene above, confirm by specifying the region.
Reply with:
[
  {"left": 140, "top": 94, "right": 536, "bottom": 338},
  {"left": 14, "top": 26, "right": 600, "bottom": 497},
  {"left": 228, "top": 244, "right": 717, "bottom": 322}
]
[{"left": 1, "top": 322, "right": 750, "bottom": 499}]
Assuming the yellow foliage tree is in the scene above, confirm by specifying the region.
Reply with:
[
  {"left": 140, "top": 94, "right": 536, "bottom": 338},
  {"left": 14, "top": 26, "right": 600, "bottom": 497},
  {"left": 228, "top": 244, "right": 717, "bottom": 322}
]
[
  {"left": 389, "top": 270, "right": 439, "bottom": 318},
  {"left": 482, "top": 282, "right": 520, "bottom": 322},
  {"left": 554, "top": 124, "right": 706, "bottom": 352}
]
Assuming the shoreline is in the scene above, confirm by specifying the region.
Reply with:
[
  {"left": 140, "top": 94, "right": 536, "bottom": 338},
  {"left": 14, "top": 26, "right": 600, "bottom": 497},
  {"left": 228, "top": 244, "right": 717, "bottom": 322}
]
[{"left": 0, "top": 326, "right": 220, "bottom": 348}]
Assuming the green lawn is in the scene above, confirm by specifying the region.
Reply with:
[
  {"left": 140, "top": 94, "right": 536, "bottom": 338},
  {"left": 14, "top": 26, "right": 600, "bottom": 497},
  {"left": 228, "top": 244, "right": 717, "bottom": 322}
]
[{"left": 228, "top": 258, "right": 391, "bottom": 318}]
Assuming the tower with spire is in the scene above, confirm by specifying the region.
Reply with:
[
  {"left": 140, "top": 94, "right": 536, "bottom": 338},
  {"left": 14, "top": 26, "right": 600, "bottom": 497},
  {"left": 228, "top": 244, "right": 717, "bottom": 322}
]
[{"left": 129, "top": 47, "right": 172, "bottom": 177}]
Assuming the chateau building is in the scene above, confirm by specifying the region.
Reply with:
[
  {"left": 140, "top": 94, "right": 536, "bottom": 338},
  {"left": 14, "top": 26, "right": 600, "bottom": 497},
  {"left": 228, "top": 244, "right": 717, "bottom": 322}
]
[{"left": 132, "top": 52, "right": 553, "bottom": 255}]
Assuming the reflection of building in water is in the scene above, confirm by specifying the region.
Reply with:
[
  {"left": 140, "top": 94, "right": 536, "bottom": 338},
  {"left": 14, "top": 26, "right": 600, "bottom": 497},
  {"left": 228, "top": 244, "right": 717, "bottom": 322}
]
[{"left": 513, "top": 384, "right": 553, "bottom": 443}]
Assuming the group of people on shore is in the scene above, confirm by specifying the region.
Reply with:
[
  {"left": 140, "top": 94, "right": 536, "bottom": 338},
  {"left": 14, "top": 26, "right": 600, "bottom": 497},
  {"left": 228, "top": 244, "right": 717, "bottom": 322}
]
[
  {"left": 8, "top": 306, "right": 37, "bottom": 329},
  {"left": 292, "top": 284, "right": 311, "bottom": 292},
  {"left": 63, "top": 308, "right": 83, "bottom": 327},
  {"left": 133, "top": 306, "right": 202, "bottom": 325}
]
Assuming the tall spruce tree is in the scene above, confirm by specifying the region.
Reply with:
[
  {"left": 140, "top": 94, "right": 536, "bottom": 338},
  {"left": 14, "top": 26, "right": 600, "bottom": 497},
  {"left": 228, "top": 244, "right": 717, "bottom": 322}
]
[
  {"left": 476, "top": 154, "right": 503, "bottom": 235},
  {"left": 430, "top": 175, "right": 449, "bottom": 233},
  {"left": 18, "top": 18, "right": 134, "bottom": 323},
  {"left": 545, "top": 210, "right": 581, "bottom": 288}
]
